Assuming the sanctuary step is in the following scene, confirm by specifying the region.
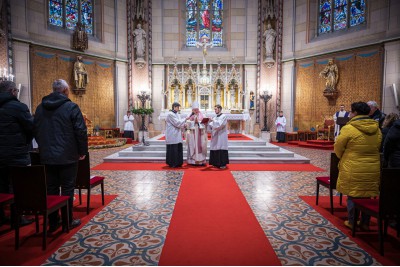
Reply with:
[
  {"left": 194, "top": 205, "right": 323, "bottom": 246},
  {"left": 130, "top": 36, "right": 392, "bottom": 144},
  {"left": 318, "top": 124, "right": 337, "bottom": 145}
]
[
  {"left": 297, "top": 140, "right": 334, "bottom": 150},
  {"left": 104, "top": 134, "right": 310, "bottom": 164}
]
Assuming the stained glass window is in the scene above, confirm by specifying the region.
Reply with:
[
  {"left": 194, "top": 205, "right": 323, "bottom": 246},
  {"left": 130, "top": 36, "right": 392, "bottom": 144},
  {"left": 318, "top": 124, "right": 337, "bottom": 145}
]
[
  {"left": 186, "top": 0, "right": 223, "bottom": 47},
  {"left": 48, "top": 0, "right": 94, "bottom": 35},
  {"left": 318, "top": 0, "right": 366, "bottom": 35}
]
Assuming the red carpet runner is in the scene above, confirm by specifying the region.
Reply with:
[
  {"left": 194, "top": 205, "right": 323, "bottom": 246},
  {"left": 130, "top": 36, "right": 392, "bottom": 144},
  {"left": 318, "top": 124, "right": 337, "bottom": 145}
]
[
  {"left": 159, "top": 170, "right": 281, "bottom": 266},
  {"left": 0, "top": 195, "right": 117, "bottom": 266},
  {"left": 93, "top": 162, "right": 323, "bottom": 172},
  {"left": 300, "top": 196, "right": 400, "bottom": 266}
]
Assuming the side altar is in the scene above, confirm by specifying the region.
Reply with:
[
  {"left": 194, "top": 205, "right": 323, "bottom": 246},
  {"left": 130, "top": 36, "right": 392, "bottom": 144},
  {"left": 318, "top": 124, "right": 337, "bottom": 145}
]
[{"left": 158, "top": 110, "right": 251, "bottom": 134}]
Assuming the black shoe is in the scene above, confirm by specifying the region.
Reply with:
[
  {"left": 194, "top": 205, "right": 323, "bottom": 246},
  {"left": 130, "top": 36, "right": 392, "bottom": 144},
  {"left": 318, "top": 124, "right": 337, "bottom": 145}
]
[
  {"left": 219, "top": 166, "right": 227, "bottom": 169},
  {"left": 20, "top": 216, "right": 35, "bottom": 226},
  {"left": 69, "top": 219, "right": 81, "bottom": 230}
]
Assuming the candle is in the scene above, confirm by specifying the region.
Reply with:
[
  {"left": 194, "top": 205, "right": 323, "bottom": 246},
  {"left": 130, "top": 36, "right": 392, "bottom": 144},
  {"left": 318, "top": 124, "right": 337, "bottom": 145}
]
[{"left": 18, "top": 84, "right": 21, "bottom": 90}]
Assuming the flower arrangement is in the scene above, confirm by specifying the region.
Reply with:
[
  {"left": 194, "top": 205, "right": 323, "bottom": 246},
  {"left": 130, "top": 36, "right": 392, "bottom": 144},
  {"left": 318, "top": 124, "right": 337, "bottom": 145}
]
[{"left": 131, "top": 107, "right": 154, "bottom": 115}]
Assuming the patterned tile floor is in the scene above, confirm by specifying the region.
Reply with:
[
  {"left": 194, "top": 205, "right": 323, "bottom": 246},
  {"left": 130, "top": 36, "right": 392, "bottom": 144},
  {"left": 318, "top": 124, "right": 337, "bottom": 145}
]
[{"left": 43, "top": 145, "right": 381, "bottom": 265}]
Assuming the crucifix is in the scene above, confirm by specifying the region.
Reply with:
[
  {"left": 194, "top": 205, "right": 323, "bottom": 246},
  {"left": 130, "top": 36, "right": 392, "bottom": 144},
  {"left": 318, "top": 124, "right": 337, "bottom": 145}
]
[{"left": 196, "top": 37, "right": 213, "bottom": 69}]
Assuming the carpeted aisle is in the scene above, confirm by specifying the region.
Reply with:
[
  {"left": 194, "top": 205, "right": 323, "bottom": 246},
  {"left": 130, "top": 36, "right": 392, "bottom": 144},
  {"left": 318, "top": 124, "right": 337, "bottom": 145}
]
[
  {"left": 300, "top": 195, "right": 400, "bottom": 266},
  {"left": 0, "top": 194, "right": 117, "bottom": 266},
  {"left": 159, "top": 170, "right": 281, "bottom": 266}
]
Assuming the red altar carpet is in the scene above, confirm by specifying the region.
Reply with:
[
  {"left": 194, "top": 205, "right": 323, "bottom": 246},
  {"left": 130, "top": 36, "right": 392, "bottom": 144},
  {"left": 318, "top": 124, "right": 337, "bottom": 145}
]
[{"left": 159, "top": 171, "right": 281, "bottom": 266}]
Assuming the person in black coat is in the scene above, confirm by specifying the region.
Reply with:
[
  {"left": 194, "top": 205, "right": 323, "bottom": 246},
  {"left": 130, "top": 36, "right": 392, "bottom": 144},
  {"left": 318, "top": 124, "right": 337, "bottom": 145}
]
[
  {"left": 0, "top": 81, "right": 34, "bottom": 225},
  {"left": 383, "top": 118, "right": 400, "bottom": 168},
  {"left": 34, "top": 79, "right": 88, "bottom": 232}
]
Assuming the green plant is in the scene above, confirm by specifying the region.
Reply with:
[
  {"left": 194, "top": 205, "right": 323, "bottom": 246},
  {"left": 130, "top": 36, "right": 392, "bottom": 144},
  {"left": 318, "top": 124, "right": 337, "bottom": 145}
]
[{"left": 131, "top": 107, "right": 154, "bottom": 115}]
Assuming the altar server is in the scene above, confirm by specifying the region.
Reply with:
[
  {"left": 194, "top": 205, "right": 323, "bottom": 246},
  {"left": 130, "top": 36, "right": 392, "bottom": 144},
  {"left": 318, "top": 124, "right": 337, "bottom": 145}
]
[
  {"left": 275, "top": 111, "right": 286, "bottom": 143},
  {"left": 208, "top": 104, "right": 229, "bottom": 169},
  {"left": 333, "top": 104, "right": 349, "bottom": 139},
  {"left": 165, "top": 102, "right": 188, "bottom": 168},
  {"left": 186, "top": 101, "right": 208, "bottom": 165},
  {"left": 123, "top": 110, "right": 135, "bottom": 139}
]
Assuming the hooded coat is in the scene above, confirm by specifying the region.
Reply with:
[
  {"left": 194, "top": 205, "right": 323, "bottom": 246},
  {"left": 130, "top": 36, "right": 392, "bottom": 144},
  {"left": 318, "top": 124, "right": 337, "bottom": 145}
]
[
  {"left": 383, "top": 119, "right": 400, "bottom": 167},
  {"left": 334, "top": 115, "right": 381, "bottom": 197},
  {"left": 34, "top": 92, "right": 88, "bottom": 165},
  {"left": 0, "top": 92, "right": 33, "bottom": 166}
]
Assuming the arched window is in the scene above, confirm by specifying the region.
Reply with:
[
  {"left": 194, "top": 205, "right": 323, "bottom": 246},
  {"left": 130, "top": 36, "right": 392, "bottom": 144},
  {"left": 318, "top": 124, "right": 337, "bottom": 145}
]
[
  {"left": 319, "top": 0, "right": 366, "bottom": 35},
  {"left": 48, "top": 0, "right": 94, "bottom": 35},
  {"left": 186, "top": 0, "right": 223, "bottom": 47}
]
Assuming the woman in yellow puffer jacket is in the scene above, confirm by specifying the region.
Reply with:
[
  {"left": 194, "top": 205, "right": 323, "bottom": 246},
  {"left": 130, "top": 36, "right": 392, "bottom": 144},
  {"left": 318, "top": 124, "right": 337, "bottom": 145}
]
[{"left": 334, "top": 101, "right": 382, "bottom": 230}]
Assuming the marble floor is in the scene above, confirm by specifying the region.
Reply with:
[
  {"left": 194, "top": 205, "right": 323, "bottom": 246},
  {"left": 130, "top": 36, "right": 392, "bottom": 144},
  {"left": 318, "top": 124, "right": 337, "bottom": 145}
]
[{"left": 43, "top": 145, "right": 381, "bottom": 265}]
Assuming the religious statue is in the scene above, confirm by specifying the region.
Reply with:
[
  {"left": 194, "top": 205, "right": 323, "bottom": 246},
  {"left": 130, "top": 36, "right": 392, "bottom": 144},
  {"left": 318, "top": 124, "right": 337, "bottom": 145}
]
[
  {"left": 72, "top": 22, "right": 88, "bottom": 52},
  {"left": 215, "top": 85, "right": 222, "bottom": 105},
  {"left": 73, "top": 56, "right": 89, "bottom": 92},
  {"left": 173, "top": 85, "right": 180, "bottom": 103},
  {"left": 133, "top": 23, "right": 146, "bottom": 59},
  {"left": 187, "top": 85, "right": 193, "bottom": 107},
  {"left": 229, "top": 86, "right": 236, "bottom": 109},
  {"left": 263, "top": 22, "right": 277, "bottom": 65},
  {"left": 319, "top": 59, "right": 339, "bottom": 92},
  {"left": 249, "top": 91, "right": 255, "bottom": 109},
  {"left": 196, "top": 36, "right": 213, "bottom": 68}
]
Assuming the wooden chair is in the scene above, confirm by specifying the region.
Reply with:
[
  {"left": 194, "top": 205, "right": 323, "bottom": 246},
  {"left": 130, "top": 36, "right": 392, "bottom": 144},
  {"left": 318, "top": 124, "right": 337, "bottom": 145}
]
[
  {"left": 306, "top": 127, "right": 317, "bottom": 140},
  {"left": 285, "top": 127, "right": 299, "bottom": 142},
  {"left": 316, "top": 152, "right": 343, "bottom": 214},
  {"left": 352, "top": 168, "right": 400, "bottom": 256},
  {"left": 0, "top": 193, "right": 14, "bottom": 229},
  {"left": 10, "top": 165, "right": 69, "bottom": 250},
  {"left": 75, "top": 153, "right": 105, "bottom": 214},
  {"left": 317, "top": 120, "right": 335, "bottom": 140}
]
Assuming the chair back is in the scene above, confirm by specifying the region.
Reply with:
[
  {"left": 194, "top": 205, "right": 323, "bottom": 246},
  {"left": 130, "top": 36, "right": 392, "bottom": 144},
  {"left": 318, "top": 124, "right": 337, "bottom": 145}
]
[
  {"left": 325, "top": 119, "right": 334, "bottom": 127},
  {"left": 329, "top": 152, "right": 340, "bottom": 189},
  {"left": 75, "top": 153, "right": 91, "bottom": 188},
  {"left": 29, "top": 151, "right": 41, "bottom": 165},
  {"left": 10, "top": 165, "right": 48, "bottom": 213},
  {"left": 379, "top": 168, "right": 400, "bottom": 218}
]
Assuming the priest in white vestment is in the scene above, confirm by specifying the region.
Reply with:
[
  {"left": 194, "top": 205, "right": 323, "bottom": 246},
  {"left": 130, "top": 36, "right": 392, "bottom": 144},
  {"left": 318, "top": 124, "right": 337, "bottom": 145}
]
[
  {"left": 333, "top": 104, "right": 349, "bottom": 140},
  {"left": 165, "top": 102, "right": 188, "bottom": 168},
  {"left": 208, "top": 104, "right": 229, "bottom": 169},
  {"left": 186, "top": 102, "right": 208, "bottom": 165}
]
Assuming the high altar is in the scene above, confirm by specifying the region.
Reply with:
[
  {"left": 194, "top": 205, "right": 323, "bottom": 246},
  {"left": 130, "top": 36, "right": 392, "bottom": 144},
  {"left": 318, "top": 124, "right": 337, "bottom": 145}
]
[{"left": 158, "top": 49, "right": 251, "bottom": 133}]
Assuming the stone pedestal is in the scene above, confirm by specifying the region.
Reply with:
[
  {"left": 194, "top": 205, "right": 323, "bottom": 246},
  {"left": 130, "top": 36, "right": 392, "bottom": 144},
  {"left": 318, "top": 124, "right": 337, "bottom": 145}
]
[
  {"left": 260, "top": 131, "right": 271, "bottom": 142},
  {"left": 253, "top": 123, "right": 261, "bottom": 138},
  {"left": 138, "top": 131, "right": 149, "bottom": 143}
]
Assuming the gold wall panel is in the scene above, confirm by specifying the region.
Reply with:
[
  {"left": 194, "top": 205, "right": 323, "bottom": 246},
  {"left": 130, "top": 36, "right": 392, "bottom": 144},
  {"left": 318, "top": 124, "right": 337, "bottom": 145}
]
[
  {"left": 31, "top": 47, "right": 115, "bottom": 128},
  {"left": 295, "top": 47, "right": 382, "bottom": 130}
]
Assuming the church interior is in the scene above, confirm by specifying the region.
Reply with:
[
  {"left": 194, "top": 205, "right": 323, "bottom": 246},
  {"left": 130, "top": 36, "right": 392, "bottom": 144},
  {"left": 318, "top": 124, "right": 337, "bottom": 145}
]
[{"left": 1, "top": 0, "right": 400, "bottom": 265}]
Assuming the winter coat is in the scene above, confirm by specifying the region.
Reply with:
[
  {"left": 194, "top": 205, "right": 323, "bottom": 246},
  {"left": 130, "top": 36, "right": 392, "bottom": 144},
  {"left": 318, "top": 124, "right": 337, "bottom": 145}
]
[
  {"left": 34, "top": 92, "right": 88, "bottom": 165},
  {"left": 334, "top": 115, "right": 381, "bottom": 197},
  {"left": 0, "top": 92, "right": 34, "bottom": 166},
  {"left": 383, "top": 119, "right": 400, "bottom": 168}
]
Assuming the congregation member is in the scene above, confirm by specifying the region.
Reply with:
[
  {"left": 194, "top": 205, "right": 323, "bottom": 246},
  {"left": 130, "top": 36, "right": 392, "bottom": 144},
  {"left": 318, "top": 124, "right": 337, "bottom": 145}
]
[
  {"left": 0, "top": 81, "right": 34, "bottom": 226},
  {"left": 333, "top": 104, "right": 349, "bottom": 139},
  {"left": 123, "top": 110, "right": 135, "bottom": 139},
  {"left": 367, "top": 100, "right": 386, "bottom": 128},
  {"left": 275, "top": 111, "right": 286, "bottom": 143},
  {"left": 380, "top": 112, "right": 399, "bottom": 149},
  {"left": 334, "top": 101, "right": 381, "bottom": 231},
  {"left": 34, "top": 79, "right": 88, "bottom": 232},
  {"left": 208, "top": 104, "right": 229, "bottom": 169},
  {"left": 383, "top": 117, "right": 400, "bottom": 168},
  {"left": 165, "top": 102, "right": 188, "bottom": 168},
  {"left": 186, "top": 102, "right": 208, "bottom": 166}
]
